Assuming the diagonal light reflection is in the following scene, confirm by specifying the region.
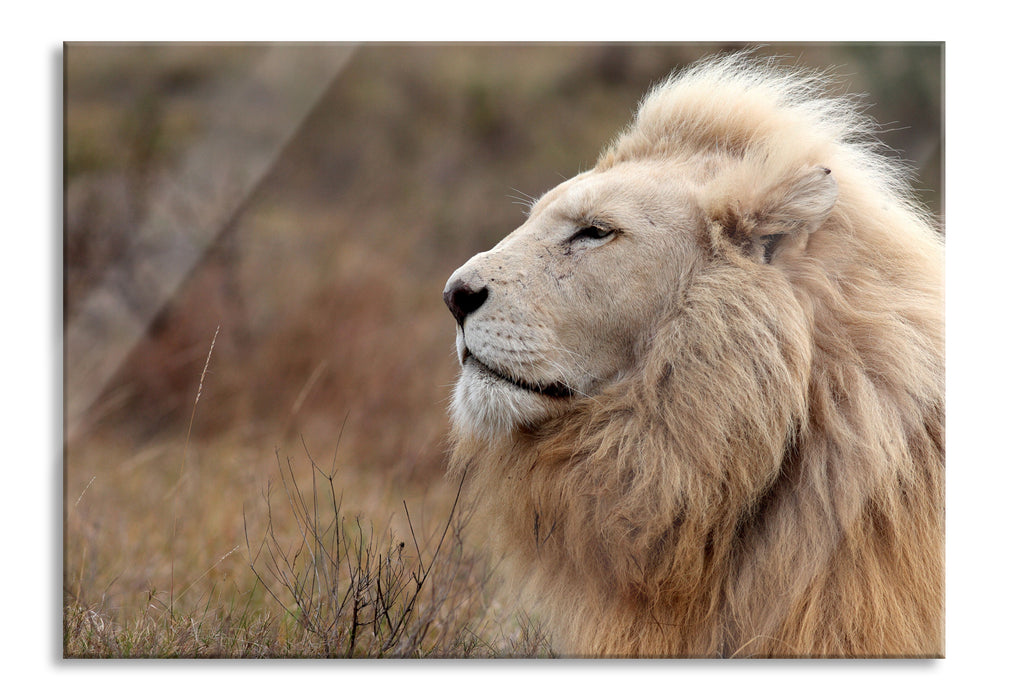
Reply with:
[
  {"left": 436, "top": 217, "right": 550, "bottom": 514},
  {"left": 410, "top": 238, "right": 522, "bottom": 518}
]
[{"left": 65, "top": 43, "right": 357, "bottom": 442}]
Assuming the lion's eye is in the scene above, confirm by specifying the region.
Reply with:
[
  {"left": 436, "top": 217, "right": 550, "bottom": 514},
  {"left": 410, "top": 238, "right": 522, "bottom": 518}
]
[{"left": 569, "top": 225, "right": 615, "bottom": 244}]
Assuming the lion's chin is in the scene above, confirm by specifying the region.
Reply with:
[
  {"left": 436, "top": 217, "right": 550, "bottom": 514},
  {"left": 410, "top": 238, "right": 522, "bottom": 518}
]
[{"left": 450, "top": 359, "right": 562, "bottom": 440}]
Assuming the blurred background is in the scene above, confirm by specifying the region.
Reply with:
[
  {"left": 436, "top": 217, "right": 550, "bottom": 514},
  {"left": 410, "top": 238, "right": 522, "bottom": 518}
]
[{"left": 63, "top": 43, "right": 942, "bottom": 634}]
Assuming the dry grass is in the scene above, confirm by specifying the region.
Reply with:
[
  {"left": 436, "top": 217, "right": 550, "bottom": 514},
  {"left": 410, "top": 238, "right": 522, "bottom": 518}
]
[{"left": 64, "top": 431, "right": 555, "bottom": 658}]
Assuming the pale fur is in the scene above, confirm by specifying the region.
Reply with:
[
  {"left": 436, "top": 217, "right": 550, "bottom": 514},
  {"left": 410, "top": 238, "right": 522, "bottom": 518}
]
[{"left": 445, "top": 54, "right": 944, "bottom": 657}]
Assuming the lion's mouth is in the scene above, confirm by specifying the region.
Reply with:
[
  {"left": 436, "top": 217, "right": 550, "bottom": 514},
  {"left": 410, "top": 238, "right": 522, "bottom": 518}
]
[{"left": 463, "top": 349, "right": 574, "bottom": 399}]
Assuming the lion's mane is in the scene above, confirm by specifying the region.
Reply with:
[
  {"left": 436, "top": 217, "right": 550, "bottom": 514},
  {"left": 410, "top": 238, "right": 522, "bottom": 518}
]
[{"left": 448, "top": 54, "right": 944, "bottom": 658}]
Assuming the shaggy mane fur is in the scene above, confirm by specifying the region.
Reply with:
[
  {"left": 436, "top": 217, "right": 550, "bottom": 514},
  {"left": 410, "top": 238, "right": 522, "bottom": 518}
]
[{"left": 448, "top": 54, "right": 944, "bottom": 658}]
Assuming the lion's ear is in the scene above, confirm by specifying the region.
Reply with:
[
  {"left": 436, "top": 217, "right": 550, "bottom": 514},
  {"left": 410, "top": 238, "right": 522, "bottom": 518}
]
[{"left": 704, "top": 165, "right": 838, "bottom": 263}]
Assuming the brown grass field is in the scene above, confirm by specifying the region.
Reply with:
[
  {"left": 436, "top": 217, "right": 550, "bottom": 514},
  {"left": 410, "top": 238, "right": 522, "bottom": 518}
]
[{"left": 63, "top": 42, "right": 942, "bottom": 658}]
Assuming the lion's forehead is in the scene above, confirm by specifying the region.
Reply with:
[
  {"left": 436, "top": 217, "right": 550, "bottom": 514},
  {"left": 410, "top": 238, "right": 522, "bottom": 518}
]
[
  {"left": 528, "top": 162, "right": 699, "bottom": 232},
  {"left": 535, "top": 166, "right": 629, "bottom": 214}
]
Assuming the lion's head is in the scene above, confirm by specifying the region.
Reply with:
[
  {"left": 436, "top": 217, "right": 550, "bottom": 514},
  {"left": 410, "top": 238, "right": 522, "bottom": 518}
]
[
  {"left": 444, "top": 54, "right": 943, "bottom": 658},
  {"left": 446, "top": 151, "right": 837, "bottom": 441}
]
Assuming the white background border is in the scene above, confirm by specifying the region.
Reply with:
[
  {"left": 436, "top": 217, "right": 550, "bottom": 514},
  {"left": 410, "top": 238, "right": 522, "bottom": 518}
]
[{"left": 8, "top": 3, "right": 1002, "bottom": 697}]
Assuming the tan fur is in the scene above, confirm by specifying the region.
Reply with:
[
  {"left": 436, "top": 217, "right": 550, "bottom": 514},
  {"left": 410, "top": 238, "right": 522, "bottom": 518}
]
[{"left": 444, "top": 54, "right": 944, "bottom": 657}]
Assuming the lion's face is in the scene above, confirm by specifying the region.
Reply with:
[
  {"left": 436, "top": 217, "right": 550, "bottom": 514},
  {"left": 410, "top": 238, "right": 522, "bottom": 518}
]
[{"left": 445, "top": 161, "right": 705, "bottom": 437}]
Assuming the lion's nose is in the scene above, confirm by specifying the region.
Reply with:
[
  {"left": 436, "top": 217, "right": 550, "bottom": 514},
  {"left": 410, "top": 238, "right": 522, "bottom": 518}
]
[{"left": 443, "top": 279, "right": 489, "bottom": 326}]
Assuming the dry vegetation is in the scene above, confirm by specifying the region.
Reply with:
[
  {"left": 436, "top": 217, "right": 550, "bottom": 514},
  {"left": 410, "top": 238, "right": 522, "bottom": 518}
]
[{"left": 63, "top": 42, "right": 941, "bottom": 658}]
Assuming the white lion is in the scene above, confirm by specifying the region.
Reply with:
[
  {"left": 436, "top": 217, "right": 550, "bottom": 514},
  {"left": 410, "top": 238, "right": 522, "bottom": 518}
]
[{"left": 444, "top": 54, "right": 944, "bottom": 657}]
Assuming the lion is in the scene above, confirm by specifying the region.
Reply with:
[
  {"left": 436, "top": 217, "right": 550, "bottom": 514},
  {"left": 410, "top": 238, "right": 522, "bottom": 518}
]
[{"left": 443, "top": 53, "right": 944, "bottom": 658}]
